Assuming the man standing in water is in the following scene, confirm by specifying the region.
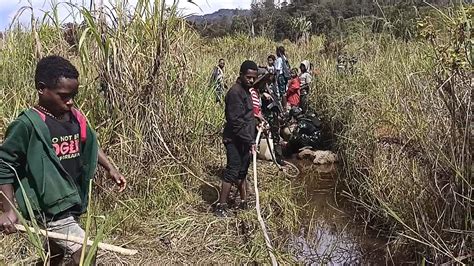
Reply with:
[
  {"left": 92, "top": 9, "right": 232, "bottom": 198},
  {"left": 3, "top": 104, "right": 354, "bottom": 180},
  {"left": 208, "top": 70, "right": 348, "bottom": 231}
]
[
  {"left": 210, "top": 58, "right": 227, "bottom": 104},
  {"left": 215, "top": 60, "right": 258, "bottom": 217}
]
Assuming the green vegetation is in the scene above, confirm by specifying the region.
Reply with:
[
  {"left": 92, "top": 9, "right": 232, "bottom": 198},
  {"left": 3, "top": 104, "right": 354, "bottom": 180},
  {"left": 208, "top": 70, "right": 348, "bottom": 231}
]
[
  {"left": 314, "top": 5, "right": 472, "bottom": 263},
  {"left": 0, "top": 1, "right": 302, "bottom": 264},
  {"left": 0, "top": 0, "right": 472, "bottom": 264},
  {"left": 194, "top": 0, "right": 469, "bottom": 41}
]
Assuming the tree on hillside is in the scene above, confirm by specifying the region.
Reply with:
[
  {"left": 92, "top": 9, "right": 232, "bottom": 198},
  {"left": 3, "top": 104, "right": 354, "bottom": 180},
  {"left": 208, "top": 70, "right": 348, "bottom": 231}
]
[
  {"left": 230, "top": 15, "right": 252, "bottom": 35},
  {"left": 290, "top": 16, "right": 312, "bottom": 43},
  {"left": 195, "top": 0, "right": 457, "bottom": 40}
]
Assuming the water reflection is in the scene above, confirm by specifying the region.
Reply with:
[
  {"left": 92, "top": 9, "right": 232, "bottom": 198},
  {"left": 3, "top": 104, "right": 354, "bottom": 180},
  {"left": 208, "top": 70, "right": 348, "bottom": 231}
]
[
  {"left": 290, "top": 221, "right": 364, "bottom": 265},
  {"left": 288, "top": 162, "right": 388, "bottom": 265}
]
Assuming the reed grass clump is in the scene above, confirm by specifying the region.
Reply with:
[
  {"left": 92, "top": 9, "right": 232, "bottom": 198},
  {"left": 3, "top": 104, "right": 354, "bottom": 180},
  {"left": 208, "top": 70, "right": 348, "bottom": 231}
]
[{"left": 313, "top": 5, "right": 472, "bottom": 264}]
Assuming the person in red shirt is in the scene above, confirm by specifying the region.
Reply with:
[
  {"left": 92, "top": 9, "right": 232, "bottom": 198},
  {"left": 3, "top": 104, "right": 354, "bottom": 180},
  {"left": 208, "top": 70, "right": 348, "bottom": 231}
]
[{"left": 286, "top": 68, "right": 301, "bottom": 109}]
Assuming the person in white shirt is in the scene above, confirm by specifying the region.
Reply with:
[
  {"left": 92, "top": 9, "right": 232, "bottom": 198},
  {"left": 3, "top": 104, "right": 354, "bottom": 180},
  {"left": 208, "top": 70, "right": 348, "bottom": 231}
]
[
  {"left": 299, "top": 60, "right": 313, "bottom": 112},
  {"left": 275, "top": 46, "right": 289, "bottom": 101},
  {"left": 266, "top": 54, "right": 276, "bottom": 74},
  {"left": 210, "top": 58, "right": 227, "bottom": 104}
]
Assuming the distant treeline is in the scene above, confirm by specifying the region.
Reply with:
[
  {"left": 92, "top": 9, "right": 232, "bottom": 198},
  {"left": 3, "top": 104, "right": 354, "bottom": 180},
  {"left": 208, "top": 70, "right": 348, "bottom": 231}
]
[{"left": 190, "top": 0, "right": 468, "bottom": 41}]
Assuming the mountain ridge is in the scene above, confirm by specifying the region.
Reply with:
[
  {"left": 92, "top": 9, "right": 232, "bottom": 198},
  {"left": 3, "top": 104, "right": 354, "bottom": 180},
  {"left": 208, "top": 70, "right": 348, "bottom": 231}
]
[{"left": 186, "top": 8, "right": 250, "bottom": 24}]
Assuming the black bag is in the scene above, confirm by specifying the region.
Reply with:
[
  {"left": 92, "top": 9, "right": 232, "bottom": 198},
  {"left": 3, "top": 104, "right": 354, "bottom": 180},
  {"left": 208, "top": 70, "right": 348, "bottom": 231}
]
[{"left": 288, "top": 113, "right": 323, "bottom": 152}]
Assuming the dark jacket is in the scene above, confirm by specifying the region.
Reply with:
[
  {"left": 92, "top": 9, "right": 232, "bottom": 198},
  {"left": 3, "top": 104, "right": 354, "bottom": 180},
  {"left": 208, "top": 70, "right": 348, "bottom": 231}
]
[
  {"left": 0, "top": 108, "right": 99, "bottom": 219},
  {"left": 223, "top": 79, "right": 256, "bottom": 145}
]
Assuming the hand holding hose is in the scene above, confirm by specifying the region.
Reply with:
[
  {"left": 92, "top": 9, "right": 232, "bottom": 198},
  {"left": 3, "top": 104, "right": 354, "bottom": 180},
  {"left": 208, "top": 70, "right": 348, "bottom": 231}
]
[
  {"left": 252, "top": 122, "right": 265, "bottom": 155},
  {"left": 251, "top": 144, "right": 256, "bottom": 155}
]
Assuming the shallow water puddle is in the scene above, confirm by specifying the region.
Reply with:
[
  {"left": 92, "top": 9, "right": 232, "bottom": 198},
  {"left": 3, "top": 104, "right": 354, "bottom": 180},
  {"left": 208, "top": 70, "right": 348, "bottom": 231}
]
[{"left": 288, "top": 163, "right": 391, "bottom": 265}]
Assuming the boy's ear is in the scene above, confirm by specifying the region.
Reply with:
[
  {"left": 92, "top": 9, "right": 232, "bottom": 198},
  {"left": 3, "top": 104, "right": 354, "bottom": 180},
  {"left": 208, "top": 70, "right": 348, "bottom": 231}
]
[{"left": 37, "top": 82, "right": 47, "bottom": 94}]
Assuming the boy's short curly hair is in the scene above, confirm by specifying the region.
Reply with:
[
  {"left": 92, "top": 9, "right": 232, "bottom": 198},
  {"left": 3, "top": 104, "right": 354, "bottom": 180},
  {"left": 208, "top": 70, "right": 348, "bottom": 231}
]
[
  {"left": 35, "top": 55, "right": 79, "bottom": 90},
  {"left": 239, "top": 60, "right": 258, "bottom": 74}
]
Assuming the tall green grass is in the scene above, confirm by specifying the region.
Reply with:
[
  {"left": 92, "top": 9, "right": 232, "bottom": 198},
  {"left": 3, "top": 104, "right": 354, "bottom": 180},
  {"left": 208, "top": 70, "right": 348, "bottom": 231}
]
[
  {"left": 0, "top": 0, "right": 301, "bottom": 264},
  {"left": 0, "top": 0, "right": 471, "bottom": 264},
  {"left": 312, "top": 5, "right": 472, "bottom": 264}
]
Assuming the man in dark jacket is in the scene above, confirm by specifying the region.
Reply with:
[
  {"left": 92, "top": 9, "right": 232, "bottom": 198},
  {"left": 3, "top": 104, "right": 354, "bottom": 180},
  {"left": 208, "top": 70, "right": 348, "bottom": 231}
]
[{"left": 215, "top": 60, "right": 258, "bottom": 217}]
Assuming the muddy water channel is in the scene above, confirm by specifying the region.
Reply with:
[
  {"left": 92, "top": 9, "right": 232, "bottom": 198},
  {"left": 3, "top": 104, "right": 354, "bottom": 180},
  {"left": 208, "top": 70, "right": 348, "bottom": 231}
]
[{"left": 287, "top": 162, "right": 396, "bottom": 265}]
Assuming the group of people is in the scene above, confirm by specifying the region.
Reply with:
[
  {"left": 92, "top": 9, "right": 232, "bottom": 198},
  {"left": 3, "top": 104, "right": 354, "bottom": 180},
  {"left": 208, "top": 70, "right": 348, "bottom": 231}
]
[
  {"left": 213, "top": 46, "right": 314, "bottom": 217},
  {"left": 0, "top": 47, "right": 313, "bottom": 263},
  {"left": 257, "top": 46, "right": 313, "bottom": 113},
  {"left": 210, "top": 46, "right": 313, "bottom": 112}
]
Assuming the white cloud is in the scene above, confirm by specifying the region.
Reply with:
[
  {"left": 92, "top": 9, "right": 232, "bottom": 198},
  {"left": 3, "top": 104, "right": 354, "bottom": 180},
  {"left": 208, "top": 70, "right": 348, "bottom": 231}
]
[
  {"left": 174, "top": 0, "right": 252, "bottom": 15},
  {"left": 0, "top": 0, "right": 252, "bottom": 29}
]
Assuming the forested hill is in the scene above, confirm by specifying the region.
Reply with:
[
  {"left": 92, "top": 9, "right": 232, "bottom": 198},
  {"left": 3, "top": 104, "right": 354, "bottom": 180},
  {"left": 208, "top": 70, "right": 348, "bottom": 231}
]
[{"left": 189, "top": 0, "right": 466, "bottom": 40}]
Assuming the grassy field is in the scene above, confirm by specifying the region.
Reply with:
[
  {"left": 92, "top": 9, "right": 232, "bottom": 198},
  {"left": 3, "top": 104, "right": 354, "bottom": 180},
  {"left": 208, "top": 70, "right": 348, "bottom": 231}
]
[{"left": 0, "top": 1, "right": 472, "bottom": 264}]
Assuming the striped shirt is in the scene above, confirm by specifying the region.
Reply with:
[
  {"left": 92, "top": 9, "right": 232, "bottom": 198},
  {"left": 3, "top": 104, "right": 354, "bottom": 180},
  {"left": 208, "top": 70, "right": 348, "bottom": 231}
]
[{"left": 249, "top": 87, "right": 261, "bottom": 117}]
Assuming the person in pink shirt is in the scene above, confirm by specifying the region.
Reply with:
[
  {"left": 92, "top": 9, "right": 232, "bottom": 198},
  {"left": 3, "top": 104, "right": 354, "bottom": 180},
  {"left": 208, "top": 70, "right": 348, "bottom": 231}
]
[{"left": 286, "top": 68, "right": 301, "bottom": 109}]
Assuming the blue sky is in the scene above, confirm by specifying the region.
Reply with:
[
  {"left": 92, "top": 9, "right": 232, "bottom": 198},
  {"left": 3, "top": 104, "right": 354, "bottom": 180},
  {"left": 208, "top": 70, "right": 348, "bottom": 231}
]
[{"left": 0, "top": 0, "right": 252, "bottom": 29}]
